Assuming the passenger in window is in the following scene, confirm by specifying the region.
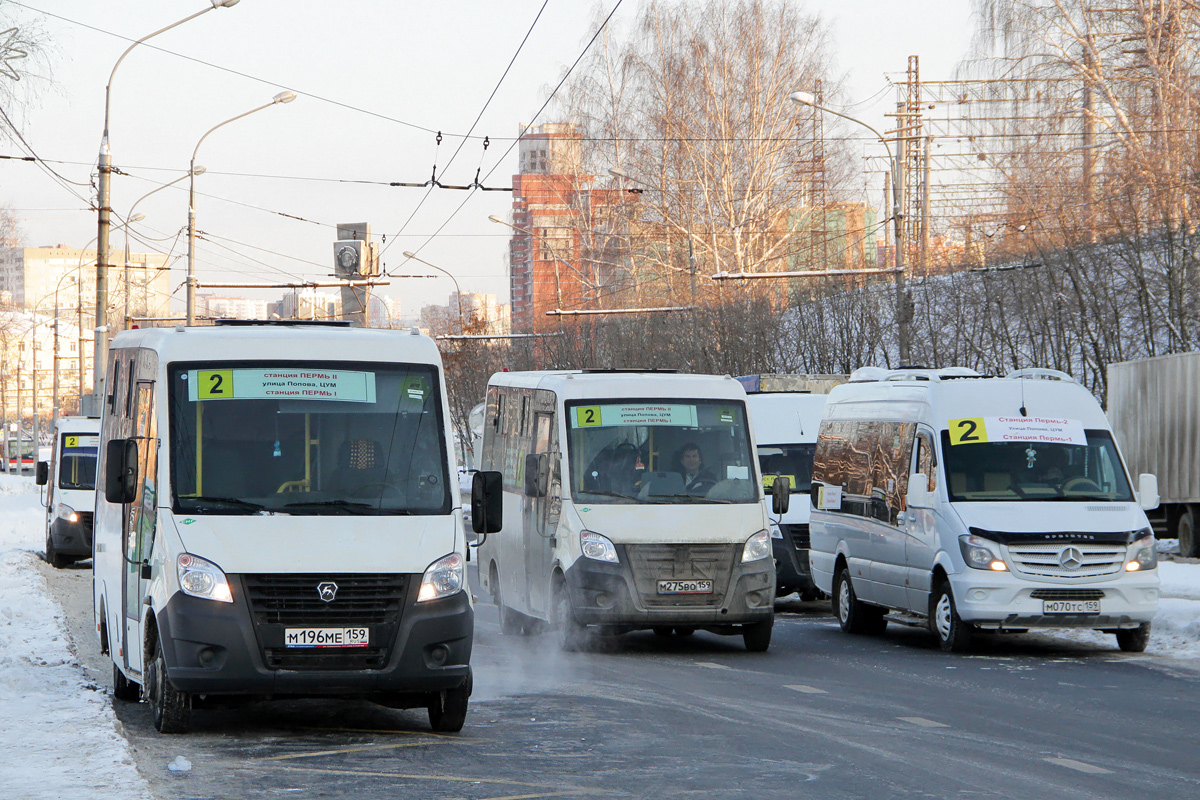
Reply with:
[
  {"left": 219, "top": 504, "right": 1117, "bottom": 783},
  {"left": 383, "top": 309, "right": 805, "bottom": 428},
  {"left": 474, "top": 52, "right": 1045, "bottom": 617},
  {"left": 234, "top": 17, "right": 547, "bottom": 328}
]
[
  {"left": 677, "top": 443, "right": 717, "bottom": 495},
  {"left": 1031, "top": 447, "right": 1067, "bottom": 484}
]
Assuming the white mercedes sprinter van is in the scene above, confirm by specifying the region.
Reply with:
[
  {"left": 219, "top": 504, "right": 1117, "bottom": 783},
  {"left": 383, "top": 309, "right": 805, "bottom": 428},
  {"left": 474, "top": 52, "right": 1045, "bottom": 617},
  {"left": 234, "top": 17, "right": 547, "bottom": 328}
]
[
  {"left": 92, "top": 322, "right": 478, "bottom": 733},
  {"left": 810, "top": 367, "right": 1160, "bottom": 653},
  {"left": 475, "top": 370, "right": 777, "bottom": 651},
  {"left": 738, "top": 375, "right": 843, "bottom": 600},
  {"left": 36, "top": 416, "right": 101, "bottom": 568}
]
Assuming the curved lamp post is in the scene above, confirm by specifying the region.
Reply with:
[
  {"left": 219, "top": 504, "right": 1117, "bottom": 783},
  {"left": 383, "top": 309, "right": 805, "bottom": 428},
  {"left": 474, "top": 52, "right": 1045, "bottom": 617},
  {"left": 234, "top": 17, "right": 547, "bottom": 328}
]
[
  {"left": 123, "top": 167, "right": 203, "bottom": 328},
  {"left": 789, "top": 90, "right": 911, "bottom": 364},
  {"left": 96, "top": 0, "right": 241, "bottom": 402},
  {"left": 186, "top": 91, "right": 296, "bottom": 324},
  {"left": 401, "top": 251, "right": 464, "bottom": 333}
]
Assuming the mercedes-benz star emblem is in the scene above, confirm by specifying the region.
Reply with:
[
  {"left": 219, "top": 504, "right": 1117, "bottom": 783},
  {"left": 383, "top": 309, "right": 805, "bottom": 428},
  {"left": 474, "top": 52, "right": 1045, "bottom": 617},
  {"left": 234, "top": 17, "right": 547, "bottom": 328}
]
[
  {"left": 317, "top": 582, "right": 338, "bottom": 602},
  {"left": 1058, "top": 547, "right": 1084, "bottom": 570}
]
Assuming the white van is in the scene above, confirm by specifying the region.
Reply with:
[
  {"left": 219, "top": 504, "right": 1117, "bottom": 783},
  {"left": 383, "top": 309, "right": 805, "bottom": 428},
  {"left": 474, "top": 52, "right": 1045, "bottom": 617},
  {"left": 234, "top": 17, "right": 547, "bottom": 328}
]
[
  {"left": 739, "top": 375, "right": 842, "bottom": 600},
  {"left": 92, "top": 322, "right": 481, "bottom": 733},
  {"left": 36, "top": 416, "right": 101, "bottom": 568},
  {"left": 809, "top": 367, "right": 1160, "bottom": 653},
  {"left": 475, "top": 370, "right": 777, "bottom": 651}
]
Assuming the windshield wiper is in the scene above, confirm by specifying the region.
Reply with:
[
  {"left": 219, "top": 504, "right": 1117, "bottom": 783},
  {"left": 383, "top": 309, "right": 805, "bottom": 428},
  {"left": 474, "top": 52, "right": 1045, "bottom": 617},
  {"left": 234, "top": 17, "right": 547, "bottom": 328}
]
[
  {"left": 1044, "top": 493, "right": 1120, "bottom": 502},
  {"left": 186, "top": 496, "right": 266, "bottom": 512},
  {"left": 281, "top": 499, "right": 382, "bottom": 515}
]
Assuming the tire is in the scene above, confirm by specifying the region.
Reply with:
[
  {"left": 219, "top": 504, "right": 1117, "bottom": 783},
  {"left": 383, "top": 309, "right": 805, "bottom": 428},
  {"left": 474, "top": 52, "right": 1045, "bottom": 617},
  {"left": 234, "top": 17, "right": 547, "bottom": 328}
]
[
  {"left": 112, "top": 661, "right": 141, "bottom": 702},
  {"left": 146, "top": 634, "right": 191, "bottom": 733},
  {"left": 1179, "top": 507, "right": 1199, "bottom": 558},
  {"left": 46, "top": 534, "right": 71, "bottom": 569},
  {"left": 833, "top": 566, "right": 887, "bottom": 635},
  {"left": 492, "top": 569, "right": 523, "bottom": 636},
  {"left": 428, "top": 669, "right": 471, "bottom": 733},
  {"left": 1116, "top": 622, "right": 1151, "bottom": 653},
  {"left": 742, "top": 618, "right": 773, "bottom": 652},
  {"left": 553, "top": 583, "right": 588, "bottom": 652},
  {"left": 930, "top": 581, "right": 973, "bottom": 653}
]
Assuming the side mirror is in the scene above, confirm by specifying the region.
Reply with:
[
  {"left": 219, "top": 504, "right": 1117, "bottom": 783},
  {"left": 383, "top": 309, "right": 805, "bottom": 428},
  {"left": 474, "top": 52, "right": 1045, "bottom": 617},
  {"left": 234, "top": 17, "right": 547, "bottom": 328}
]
[
  {"left": 1137, "top": 473, "right": 1159, "bottom": 511},
  {"left": 771, "top": 475, "right": 791, "bottom": 515},
  {"left": 906, "top": 472, "right": 934, "bottom": 509},
  {"left": 104, "top": 439, "right": 139, "bottom": 505},
  {"left": 472, "top": 470, "right": 503, "bottom": 534},
  {"left": 35, "top": 461, "right": 49, "bottom": 486},
  {"left": 524, "top": 453, "right": 549, "bottom": 498}
]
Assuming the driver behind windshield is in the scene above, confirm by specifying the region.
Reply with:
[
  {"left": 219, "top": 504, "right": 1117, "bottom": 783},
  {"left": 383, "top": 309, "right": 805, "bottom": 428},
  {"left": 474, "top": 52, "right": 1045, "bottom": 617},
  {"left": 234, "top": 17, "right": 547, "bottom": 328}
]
[{"left": 677, "top": 442, "right": 716, "bottom": 495}]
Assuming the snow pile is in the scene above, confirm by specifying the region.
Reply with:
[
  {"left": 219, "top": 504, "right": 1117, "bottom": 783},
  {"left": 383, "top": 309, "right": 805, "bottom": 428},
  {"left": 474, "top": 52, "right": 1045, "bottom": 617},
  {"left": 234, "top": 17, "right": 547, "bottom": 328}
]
[{"left": 0, "top": 473, "right": 152, "bottom": 799}]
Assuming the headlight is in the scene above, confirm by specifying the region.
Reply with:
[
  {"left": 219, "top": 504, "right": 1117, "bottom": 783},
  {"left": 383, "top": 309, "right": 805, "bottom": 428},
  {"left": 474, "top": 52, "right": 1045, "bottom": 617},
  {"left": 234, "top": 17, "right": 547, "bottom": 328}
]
[
  {"left": 1126, "top": 531, "right": 1157, "bottom": 571},
  {"left": 176, "top": 553, "right": 233, "bottom": 603},
  {"left": 959, "top": 534, "right": 1007, "bottom": 571},
  {"left": 742, "top": 529, "right": 772, "bottom": 562},
  {"left": 418, "top": 552, "right": 465, "bottom": 602},
  {"left": 55, "top": 503, "right": 78, "bottom": 523},
  {"left": 581, "top": 530, "right": 619, "bottom": 563}
]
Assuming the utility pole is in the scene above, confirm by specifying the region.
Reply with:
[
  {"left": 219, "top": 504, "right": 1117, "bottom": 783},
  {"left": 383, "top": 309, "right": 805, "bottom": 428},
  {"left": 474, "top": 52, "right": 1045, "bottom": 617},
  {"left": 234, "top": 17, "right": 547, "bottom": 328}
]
[{"left": 921, "top": 135, "right": 931, "bottom": 277}]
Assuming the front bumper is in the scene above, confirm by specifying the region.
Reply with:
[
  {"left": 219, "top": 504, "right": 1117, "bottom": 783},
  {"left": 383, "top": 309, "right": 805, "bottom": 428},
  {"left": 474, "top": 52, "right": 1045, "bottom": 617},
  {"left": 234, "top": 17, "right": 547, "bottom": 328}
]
[
  {"left": 563, "top": 542, "right": 774, "bottom": 631},
  {"left": 49, "top": 516, "right": 93, "bottom": 558},
  {"left": 156, "top": 575, "right": 472, "bottom": 698},
  {"left": 772, "top": 524, "right": 816, "bottom": 596},
  {"left": 950, "top": 570, "right": 1159, "bottom": 630}
]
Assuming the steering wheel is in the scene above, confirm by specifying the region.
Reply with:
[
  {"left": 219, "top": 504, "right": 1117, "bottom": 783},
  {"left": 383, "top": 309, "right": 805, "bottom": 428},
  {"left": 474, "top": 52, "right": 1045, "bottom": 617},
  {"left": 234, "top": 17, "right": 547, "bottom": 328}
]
[
  {"left": 1062, "top": 476, "right": 1102, "bottom": 493},
  {"left": 687, "top": 478, "right": 718, "bottom": 495}
]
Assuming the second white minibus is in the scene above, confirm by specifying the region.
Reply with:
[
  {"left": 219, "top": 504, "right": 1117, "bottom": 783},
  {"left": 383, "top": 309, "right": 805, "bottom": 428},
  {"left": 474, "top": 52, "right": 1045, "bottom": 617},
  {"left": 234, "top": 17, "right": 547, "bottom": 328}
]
[{"left": 476, "top": 370, "right": 777, "bottom": 651}]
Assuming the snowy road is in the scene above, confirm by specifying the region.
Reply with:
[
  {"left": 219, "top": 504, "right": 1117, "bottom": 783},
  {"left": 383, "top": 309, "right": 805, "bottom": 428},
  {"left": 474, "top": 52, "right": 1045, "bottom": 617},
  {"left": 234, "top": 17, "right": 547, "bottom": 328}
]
[{"left": 5, "top": 472, "right": 1200, "bottom": 799}]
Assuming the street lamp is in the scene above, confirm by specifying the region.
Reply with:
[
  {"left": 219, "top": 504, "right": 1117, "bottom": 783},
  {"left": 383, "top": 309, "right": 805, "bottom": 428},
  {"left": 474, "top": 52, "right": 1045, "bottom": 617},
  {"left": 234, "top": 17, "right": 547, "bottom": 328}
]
[
  {"left": 789, "top": 90, "right": 912, "bottom": 364},
  {"left": 187, "top": 91, "right": 296, "bottom": 325},
  {"left": 401, "top": 251, "right": 464, "bottom": 333},
  {"left": 124, "top": 167, "right": 203, "bottom": 328},
  {"left": 96, "top": 0, "right": 241, "bottom": 406}
]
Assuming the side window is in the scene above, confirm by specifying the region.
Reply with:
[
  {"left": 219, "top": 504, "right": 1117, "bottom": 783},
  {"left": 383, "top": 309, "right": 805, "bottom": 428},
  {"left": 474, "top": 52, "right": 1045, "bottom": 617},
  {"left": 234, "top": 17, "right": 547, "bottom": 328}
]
[{"left": 915, "top": 431, "right": 938, "bottom": 492}]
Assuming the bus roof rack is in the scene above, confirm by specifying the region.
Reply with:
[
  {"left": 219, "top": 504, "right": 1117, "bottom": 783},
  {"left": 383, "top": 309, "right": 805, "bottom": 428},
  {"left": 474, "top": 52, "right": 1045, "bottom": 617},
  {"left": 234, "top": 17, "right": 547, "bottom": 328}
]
[
  {"left": 580, "top": 368, "right": 679, "bottom": 374},
  {"left": 1005, "top": 368, "right": 1075, "bottom": 383},
  {"left": 212, "top": 319, "right": 351, "bottom": 327}
]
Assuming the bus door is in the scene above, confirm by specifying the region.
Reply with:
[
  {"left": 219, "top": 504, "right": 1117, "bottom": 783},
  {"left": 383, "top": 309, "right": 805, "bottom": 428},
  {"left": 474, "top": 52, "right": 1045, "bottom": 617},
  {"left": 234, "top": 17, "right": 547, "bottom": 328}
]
[
  {"left": 122, "top": 380, "right": 158, "bottom": 675},
  {"left": 525, "top": 411, "right": 559, "bottom": 616}
]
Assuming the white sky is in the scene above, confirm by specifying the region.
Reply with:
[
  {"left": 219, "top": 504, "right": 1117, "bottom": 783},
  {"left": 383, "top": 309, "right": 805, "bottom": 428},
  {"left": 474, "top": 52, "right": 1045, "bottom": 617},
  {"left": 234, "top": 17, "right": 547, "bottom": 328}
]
[{"left": 0, "top": 0, "right": 976, "bottom": 317}]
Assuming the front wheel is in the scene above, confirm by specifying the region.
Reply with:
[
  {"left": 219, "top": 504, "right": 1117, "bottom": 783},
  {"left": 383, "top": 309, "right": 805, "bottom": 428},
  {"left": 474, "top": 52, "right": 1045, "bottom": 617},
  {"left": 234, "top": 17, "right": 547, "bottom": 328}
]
[
  {"left": 930, "top": 582, "right": 973, "bottom": 653},
  {"left": 146, "top": 634, "right": 191, "bottom": 733},
  {"left": 553, "top": 584, "right": 588, "bottom": 652},
  {"left": 46, "top": 534, "right": 71, "bottom": 569},
  {"left": 742, "top": 618, "right": 773, "bottom": 652},
  {"left": 112, "top": 661, "right": 140, "bottom": 702},
  {"left": 1179, "top": 506, "right": 1198, "bottom": 558},
  {"left": 1116, "top": 622, "right": 1151, "bottom": 653},
  {"left": 428, "top": 669, "right": 471, "bottom": 733},
  {"left": 492, "top": 569, "right": 524, "bottom": 636},
  {"left": 833, "top": 566, "right": 887, "bottom": 635}
]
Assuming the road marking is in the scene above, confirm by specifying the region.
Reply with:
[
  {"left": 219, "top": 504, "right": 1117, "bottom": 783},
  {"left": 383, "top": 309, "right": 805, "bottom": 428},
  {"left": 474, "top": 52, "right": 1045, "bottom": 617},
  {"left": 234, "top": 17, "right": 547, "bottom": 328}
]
[
  {"left": 898, "top": 716, "right": 949, "bottom": 728},
  {"left": 785, "top": 684, "right": 827, "bottom": 694},
  {"left": 272, "top": 765, "right": 617, "bottom": 797},
  {"left": 695, "top": 661, "right": 732, "bottom": 670},
  {"left": 1044, "top": 757, "right": 1113, "bottom": 774}
]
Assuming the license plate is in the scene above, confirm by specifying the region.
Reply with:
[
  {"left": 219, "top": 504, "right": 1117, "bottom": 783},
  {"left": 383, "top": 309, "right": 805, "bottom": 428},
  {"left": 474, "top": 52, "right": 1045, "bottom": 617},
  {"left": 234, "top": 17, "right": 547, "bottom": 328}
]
[
  {"left": 1042, "top": 600, "right": 1100, "bottom": 614},
  {"left": 284, "top": 627, "right": 370, "bottom": 648},
  {"left": 657, "top": 579, "right": 713, "bottom": 595}
]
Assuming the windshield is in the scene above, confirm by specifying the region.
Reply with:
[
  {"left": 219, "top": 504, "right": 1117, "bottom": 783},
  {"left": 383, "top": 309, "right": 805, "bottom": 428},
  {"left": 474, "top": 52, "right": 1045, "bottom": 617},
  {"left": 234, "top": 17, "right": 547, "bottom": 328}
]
[
  {"left": 940, "top": 428, "right": 1134, "bottom": 502},
  {"left": 58, "top": 433, "right": 99, "bottom": 491},
  {"left": 565, "top": 399, "right": 758, "bottom": 504},
  {"left": 757, "top": 443, "right": 815, "bottom": 494},
  {"left": 169, "top": 361, "right": 450, "bottom": 515}
]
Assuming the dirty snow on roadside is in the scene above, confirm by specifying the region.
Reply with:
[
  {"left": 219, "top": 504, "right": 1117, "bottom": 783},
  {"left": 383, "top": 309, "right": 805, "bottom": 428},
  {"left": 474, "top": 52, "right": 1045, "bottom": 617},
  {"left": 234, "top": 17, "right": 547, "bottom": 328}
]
[{"left": 0, "top": 473, "right": 152, "bottom": 800}]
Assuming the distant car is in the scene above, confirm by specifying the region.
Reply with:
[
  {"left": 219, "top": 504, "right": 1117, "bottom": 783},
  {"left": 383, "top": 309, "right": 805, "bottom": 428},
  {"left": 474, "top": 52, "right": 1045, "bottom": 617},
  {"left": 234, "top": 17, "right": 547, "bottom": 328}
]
[{"left": 36, "top": 417, "right": 100, "bottom": 568}]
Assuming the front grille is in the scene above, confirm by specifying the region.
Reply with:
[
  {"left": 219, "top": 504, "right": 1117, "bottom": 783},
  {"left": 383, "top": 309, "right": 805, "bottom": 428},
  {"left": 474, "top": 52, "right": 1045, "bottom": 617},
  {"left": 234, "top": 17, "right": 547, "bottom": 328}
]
[
  {"left": 1007, "top": 543, "right": 1125, "bottom": 579},
  {"left": 1030, "top": 589, "right": 1106, "bottom": 600},
  {"left": 781, "top": 524, "right": 810, "bottom": 551},
  {"left": 243, "top": 573, "right": 408, "bottom": 671},
  {"left": 243, "top": 573, "right": 408, "bottom": 625},
  {"left": 625, "top": 544, "right": 735, "bottom": 607},
  {"left": 77, "top": 512, "right": 94, "bottom": 547}
]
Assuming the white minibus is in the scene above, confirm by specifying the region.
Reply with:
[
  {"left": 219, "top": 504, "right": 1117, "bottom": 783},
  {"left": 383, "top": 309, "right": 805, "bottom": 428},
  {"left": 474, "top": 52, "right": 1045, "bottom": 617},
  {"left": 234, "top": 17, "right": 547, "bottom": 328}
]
[
  {"left": 93, "top": 322, "right": 485, "bottom": 733},
  {"left": 809, "top": 367, "right": 1160, "bottom": 653},
  {"left": 36, "top": 416, "right": 101, "bottom": 568},
  {"left": 475, "top": 370, "right": 777, "bottom": 651},
  {"left": 738, "top": 375, "right": 842, "bottom": 600}
]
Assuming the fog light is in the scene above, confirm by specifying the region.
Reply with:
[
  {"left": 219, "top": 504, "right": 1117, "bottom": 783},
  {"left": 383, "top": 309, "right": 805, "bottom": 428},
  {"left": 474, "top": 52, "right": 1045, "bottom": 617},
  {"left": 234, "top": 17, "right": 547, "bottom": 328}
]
[
  {"left": 198, "top": 648, "right": 214, "bottom": 665},
  {"left": 596, "top": 593, "right": 613, "bottom": 609},
  {"left": 969, "top": 589, "right": 989, "bottom": 601},
  {"left": 747, "top": 591, "right": 764, "bottom": 606},
  {"left": 430, "top": 645, "right": 449, "bottom": 666}
]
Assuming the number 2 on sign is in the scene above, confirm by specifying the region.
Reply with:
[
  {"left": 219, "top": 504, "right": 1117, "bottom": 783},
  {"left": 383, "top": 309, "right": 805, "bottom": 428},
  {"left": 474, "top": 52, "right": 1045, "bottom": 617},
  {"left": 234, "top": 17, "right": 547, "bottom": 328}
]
[
  {"left": 197, "top": 370, "right": 234, "bottom": 400},
  {"left": 948, "top": 417, "right": 988, "bottom": 445},
  {"left": 576, "top": 406, "right": 601, "bottom": 427}
]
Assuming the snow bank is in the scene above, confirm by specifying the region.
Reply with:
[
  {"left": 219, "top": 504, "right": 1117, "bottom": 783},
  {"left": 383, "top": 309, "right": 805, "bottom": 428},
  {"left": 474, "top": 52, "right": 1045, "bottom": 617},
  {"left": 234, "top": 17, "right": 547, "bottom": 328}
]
[{"left": 0, "top": 474, "right": 152, "bottom": 799}]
